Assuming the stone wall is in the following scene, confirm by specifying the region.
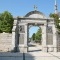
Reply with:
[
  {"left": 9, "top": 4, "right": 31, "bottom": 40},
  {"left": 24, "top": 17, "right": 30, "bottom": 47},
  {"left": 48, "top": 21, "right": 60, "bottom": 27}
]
[
  {"left": 0, "top": 32, "right": 12, "bottom": 52},
  {"left": 57, "top": 32, "right": 60, "bottom": 52}
]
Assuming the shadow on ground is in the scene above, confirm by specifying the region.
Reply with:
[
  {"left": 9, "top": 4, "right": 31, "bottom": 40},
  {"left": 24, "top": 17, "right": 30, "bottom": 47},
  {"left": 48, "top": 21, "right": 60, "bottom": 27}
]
[
  {"left": 28, "top": 49, "right": 42, "bottom": 52},
  {"left": 28, "top": 44, "right": 36, "bottom": 47},
  {"left": 0, "top": 52, "right": 35, "bottom": 60}
]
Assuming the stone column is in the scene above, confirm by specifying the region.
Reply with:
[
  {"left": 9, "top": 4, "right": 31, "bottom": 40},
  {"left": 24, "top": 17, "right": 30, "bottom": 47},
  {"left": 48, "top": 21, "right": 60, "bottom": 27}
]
[
  {"left": 12, "top": 26, "right": 16, "bottom": 51},
  {"left": 41, "top": 24, "right": 47, "bottom": 52},
  {"left": 24, "top": 24, "right": 28, "bottom": 53},
  {"left": 18, "top": 24, "right": 25, "bottom": 53},
  {"left": 19, "top": 24, "right": 28, "bottom": 53},
  {"left": 12, "top": 20, "right": 17, "bottom": 51},
  {"left": 52, "top": 24, "right": 57, "bottom": 52}
]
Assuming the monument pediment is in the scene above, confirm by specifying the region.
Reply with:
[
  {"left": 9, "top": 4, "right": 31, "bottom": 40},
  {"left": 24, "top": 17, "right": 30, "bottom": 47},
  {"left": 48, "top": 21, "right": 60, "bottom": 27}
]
[{"left": 25, "top": 11, "right": 46, "bottom": 18}]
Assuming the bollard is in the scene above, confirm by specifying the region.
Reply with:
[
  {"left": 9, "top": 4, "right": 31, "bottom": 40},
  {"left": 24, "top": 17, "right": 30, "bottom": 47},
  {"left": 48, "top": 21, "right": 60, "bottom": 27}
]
[{"left": 23, "top": 52, "right": 25, "bottom": 60}]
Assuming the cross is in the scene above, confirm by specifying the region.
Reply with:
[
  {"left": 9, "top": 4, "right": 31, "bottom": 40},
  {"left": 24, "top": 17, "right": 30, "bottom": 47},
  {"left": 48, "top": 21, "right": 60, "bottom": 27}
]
[{"left": 34, "top": 5, "right": 37, "bottom": 11}]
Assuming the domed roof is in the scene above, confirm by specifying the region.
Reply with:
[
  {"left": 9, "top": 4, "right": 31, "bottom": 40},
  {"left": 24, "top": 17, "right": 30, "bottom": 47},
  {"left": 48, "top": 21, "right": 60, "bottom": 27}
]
[{"left": 25, "top": 10, "right": 46, "bottom": 18}]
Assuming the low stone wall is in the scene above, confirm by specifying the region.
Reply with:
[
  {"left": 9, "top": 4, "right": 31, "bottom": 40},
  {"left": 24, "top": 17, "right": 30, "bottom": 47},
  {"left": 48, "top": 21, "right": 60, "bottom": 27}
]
[{"left": 0, "top": 32, "right": 12, "bottom": 52}]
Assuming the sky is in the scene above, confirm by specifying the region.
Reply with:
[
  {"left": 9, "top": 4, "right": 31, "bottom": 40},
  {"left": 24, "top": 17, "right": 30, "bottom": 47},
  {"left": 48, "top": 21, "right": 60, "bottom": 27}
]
[
  {"left": 29, "top": 26, "right": 39, "bottom": 38},
  {"left": 0, "top": 0, "right": 60, "bottom": 37}
]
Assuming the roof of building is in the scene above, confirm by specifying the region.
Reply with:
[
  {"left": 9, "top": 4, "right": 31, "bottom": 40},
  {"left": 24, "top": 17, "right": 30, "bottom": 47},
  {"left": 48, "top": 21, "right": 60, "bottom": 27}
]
[{"left": 24, "top": 10, "right": 46, "bottom": 18}]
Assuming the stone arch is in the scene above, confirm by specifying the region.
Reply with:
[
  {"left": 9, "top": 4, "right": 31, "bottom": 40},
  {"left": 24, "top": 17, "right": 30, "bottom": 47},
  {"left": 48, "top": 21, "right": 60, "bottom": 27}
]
[{"left": 12, "top": 10, "right": 57, "bottom": 53}]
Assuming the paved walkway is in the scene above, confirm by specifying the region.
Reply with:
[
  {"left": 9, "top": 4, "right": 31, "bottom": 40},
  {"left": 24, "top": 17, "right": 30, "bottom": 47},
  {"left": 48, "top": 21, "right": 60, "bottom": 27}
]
[
  {"left": 27, "top": 52, "right": 60, "bottom": 60},
  {"left": 0, "top": 43, "right": 60, "bottom": 60},
  {"left": 26, "top": 43, "right": 60, "bottom": 60}
]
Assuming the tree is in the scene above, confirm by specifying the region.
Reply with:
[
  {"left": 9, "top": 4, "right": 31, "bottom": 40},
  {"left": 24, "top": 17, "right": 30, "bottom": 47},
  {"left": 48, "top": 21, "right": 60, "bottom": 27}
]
[
  {"left": 0, "top": 11, "right": 14, "bottom": 33},
  {"left": 32, "top": 33, "right": 35, "bottom": 41},
  {"left": 31, "top": 28, "right": 42, "bottom": 43},
  {"left": 49, "top": 13, "right": 60, "bottom": 30},
  {"left": 35, "top": 28, "right": 42, "bottom": 43}
]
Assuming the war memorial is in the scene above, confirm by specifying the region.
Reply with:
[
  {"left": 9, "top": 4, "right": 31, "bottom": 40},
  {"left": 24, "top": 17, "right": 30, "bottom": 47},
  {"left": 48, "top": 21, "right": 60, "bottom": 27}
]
[{"left": 0, "top": 0, "right": 60, "bottom": 60}]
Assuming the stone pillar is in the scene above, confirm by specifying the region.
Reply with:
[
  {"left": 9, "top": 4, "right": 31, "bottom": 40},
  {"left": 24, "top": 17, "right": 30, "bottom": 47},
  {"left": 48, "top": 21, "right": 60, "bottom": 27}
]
[
  {"left": 12, "top": 20, "right": 17, "bottom": 51},
  {"left": 12, "top": 30, "right": 16, "bottom": 50},
  {"left": 52, "top": 24, "right": 57, "bottom": 52},
  {"left": 24, "top": 24, "right": 28, "bottom": 53},
  {"left": 18, "top": 25, "right": 25, "bottom": 53},
  {"left": 41, "top": 24, "right": 47, "bottom": 52},
  {"left": 18, "top": 24, "right": 28, "bottom": 53}
]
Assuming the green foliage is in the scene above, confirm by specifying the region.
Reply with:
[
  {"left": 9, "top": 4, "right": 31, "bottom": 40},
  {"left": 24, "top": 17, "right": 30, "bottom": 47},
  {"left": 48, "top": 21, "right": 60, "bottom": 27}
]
[
  {"left": 32, "top": 33, "right": 35, "bottom": 41},
  {"left": 49, "top": 13, "right": 60, "bottom": 29},
  {"left": 35, "top": 29, "right": 42, "bottom": 41},
  {"left": 31, "top": 28, "right": 42, "bottom": 43},
  {"left": 0, "top": 11, "right": 14, "bottom": 33}
]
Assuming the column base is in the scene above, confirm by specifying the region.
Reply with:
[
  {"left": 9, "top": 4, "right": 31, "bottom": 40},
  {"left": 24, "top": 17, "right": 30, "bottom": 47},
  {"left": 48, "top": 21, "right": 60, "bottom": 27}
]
[
  {"left": 47, "top": 45, "right": 54, "bottom": 52},
  {"left": 54, "top": 47, "right": 57, "bottom": 52},
  {"left": 11, "top": 46, "right": 18, "bottom": 52},
  {"left": 18, "top": 45, "right": 28, "bottom": 53},
  {"left": 42, "top": 46, "right": 47, "bottom": 52}
]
